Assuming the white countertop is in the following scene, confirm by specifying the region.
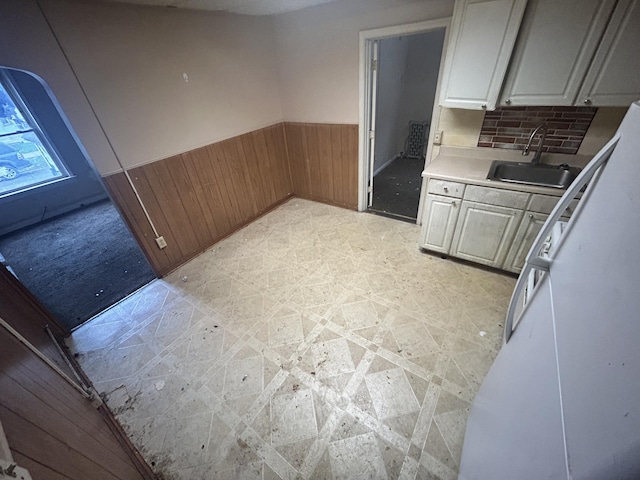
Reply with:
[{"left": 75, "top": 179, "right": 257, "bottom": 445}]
[{"left": 423, "top": 146, "right": 592, "bottom": 197}]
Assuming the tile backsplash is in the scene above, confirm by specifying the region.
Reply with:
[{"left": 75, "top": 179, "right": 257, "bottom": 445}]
[{"left": 478, "top": 106, "right": 597, "bottom": 154}]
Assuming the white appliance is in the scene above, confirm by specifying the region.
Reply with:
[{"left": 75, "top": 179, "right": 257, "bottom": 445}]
[{"left": 458, "top": 102, "right": 640, "bottom": 480}]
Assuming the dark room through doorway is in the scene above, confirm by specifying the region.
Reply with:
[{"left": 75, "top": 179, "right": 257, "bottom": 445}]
[{"left": 368, "top": 28, "right": 445, "bottom": 222}]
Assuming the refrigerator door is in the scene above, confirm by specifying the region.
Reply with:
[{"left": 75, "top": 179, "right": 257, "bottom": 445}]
[
  {"left": 547, "top": 103, "right": 640, "bottom": 479},
  {"left": 459, "top": 102, "right": 640, "bottom": 480},
  {"left": 458, "top": 273, "right": 567, "bottom": 480}
]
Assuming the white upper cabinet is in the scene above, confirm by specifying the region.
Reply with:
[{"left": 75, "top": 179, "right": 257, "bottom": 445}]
[
  {"left": 577, "top": 0, "right": 640, "bottom": 106},
  {"left": 441, "top": 0, "right": 640, "bottom": 109},
  {"left": 439, "top": 0, "right": 527, "bottom": 110},
  {"left": 499, "top": 0, "right": 616, "bottom": 106}
]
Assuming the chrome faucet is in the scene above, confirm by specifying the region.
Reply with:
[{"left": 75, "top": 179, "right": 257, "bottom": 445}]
[{"left": 522, "top": 124, "right": 548, "bottom": 165}]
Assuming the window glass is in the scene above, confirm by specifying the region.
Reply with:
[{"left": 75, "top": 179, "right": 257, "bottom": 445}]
[{"left": 0, "top": 77, "right": 69, "bottom": 197}]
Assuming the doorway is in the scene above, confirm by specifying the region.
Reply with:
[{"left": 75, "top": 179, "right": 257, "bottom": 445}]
[
  {"left": 359, "top": 20, "right": 449, "bottom": 223},
  {"left": 0, "top": 68, "right": 155, "bottom": 330}
]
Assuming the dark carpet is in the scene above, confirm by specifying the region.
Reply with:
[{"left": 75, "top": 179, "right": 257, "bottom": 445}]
[
  {"left": 0, "top": 200, "right": 155, "bottom": 330},
  {"left": 370, "top": 155, "right": 424, "bottom": 221}
]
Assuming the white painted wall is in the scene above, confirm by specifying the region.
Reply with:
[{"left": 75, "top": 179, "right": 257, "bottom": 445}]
[
  {"left": 1, "top": 0, "right": 622, "bottom": 178},
  {"left": 373, "top": 37, "right": 409, "bottom": 172},
  {"left": 274, "top": 0, "right": 455, "bottom": 123},
  {"left": 373, "top": 30, "right": 445, "bottom": 171},
  {"left": 373, "top": 30, "right": 445, "bottom": 172},
  {"left": 578, "top": 107, "right": 626, "bottom": 155},
  {"left": 395, "top": 30, "right": 445, "bottom": 151},
  {"left": 40, "top": 0, "right": 283, "bottom": 174},
  {"left": 0, "top": 0, "right": 121, "bottom": 175}
]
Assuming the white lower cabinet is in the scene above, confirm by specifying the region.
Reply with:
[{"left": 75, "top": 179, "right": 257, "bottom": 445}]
[
  {"left": 502, "top": 195, "right": 578, "bottom": 273},
  {"left": 450, "top": 201, "right": 523, "bottom": 268},
  {"left": 503, "top": 211, "right": 548, "bottom": 273},
  {"left": 420, "top": 178, "right": 576, "bottom": 273},
  {"left": 420, "top": 194, "right": 460, "bottom": 253}
]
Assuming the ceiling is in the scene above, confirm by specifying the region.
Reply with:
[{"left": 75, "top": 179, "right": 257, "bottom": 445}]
[{"left": 98, "top": 0, "right": 343, "bottom": 15}]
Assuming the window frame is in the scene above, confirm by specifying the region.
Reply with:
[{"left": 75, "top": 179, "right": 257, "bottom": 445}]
[{"left": 0, "top": 71, "right": 71, "bottom": 198}]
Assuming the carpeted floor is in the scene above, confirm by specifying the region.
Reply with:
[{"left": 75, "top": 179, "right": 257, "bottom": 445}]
[
  {"left": 0, "top": 200, "right": 155, "bottom": 330},
  {"left": 370, "top": 155, "right": 424, "bottom": 221}
]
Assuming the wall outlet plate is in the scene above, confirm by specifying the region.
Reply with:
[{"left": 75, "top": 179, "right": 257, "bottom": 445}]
[
  {"left": 155, "top": 236, "right": 167, "bottom": 249},
  {"left": 433, "top": 131, "right": 443, "bottom": 145}
]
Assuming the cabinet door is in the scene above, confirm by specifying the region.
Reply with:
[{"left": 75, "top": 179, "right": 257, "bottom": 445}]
[
  {"left": 419, "top": 194, "right": 460, "bottom": 254},
  {"left": 450, "top": 201, "right": 522, "bottom": 267},
  {"left": 500, "top": 0, "right": 616, "bottom": 106},
  {"left": 503, "top": 211, "right": 547, "bottom": 274},
  {"left": 577, "top": 0, "right": 640, "bottom": 107},
  {"left": 439, "top": 0, "right": 527, "bottom": 110}
]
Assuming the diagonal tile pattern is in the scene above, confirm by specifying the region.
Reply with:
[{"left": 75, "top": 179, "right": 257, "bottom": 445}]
[{"left": 68, "top": 198, "right": 515, "bottom": 479}]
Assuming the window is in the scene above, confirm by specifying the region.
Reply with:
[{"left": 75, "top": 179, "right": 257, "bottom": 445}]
[{"left": 0, "top": 72, "right": 69, "bottom": 197}]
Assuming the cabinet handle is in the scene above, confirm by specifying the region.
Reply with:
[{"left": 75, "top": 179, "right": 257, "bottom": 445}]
[
  {"left": 584, "top": 99, "right": 592, "bottom": 105},
  {"left": 505, "top": 99, "right": 511, "bottom": 105},
  {"left": 481, "top": 104, "right": 487, "bottom": 109},
  {"left": 443, "top": 186, "right": 449, "bottom": 192},
  {"left": 452, "top": 201, "right": 457, "bottom": 207},
  {"left": 529, "top": 214, "right": 533, "bottom": 218}
]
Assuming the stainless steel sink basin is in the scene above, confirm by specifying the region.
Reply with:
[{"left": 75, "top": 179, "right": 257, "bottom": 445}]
[{"left": 486, "top": 161, "right": 580, "bottom": 189}]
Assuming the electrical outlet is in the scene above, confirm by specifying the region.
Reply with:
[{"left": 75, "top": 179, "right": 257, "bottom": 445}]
[
  {"left": 155, "top": 236, "right": 167, "bottom": 249},
  {"left": 433, "top": 130, "right": 443, "bottom": 145}
]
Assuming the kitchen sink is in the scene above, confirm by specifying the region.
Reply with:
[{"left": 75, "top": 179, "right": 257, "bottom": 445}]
[{"left": 486, "top": 160, "right": 580, "bottom": 189}]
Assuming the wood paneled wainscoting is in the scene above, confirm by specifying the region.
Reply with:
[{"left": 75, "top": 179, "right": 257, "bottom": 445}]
[
  {"left": 284, "top": 122, "right": 358, "bottom": 209},
  {"left": 104, "top": 122, "right": 358, "bottom": 276},
  {"left": 0, "top": 265, "right": 156, "bottom": 479},
  {"left": 0, "top": 327, "right": 155, "bottom": 479},
  {"left": 104, "top": 124, "right": 292, "bottom": 276}
]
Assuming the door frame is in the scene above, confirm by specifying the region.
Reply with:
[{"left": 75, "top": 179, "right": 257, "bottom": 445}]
[{"left": 358, "top": 18, "right": 451, "bottom": 222}]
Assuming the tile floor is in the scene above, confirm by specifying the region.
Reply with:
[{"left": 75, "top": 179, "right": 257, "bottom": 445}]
[{"left": 68, "top": 198, "right": 516, "bottom": 480}]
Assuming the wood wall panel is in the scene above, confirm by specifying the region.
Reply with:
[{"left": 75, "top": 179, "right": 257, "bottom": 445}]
[
  {"left": 264, "top": 123, "right": 293, "bottom": 201},
  {"left": 103, "top": 173, "right": 172, "bottom": 275},
  {"left": 285, "top": 123, "right": 311, "bottom": 198},
  {"left": 0, "top": 265, "right": 72, "bottom": 375},
  {"left": 105, "top": 122, "right": 356, "bottom": 277},
  {"left": 0, "top": 328, "right": 151, "bottom": 479},
  {"left": 104, "top": 123, "right": 292, "bottom": 276},
  {"left": 284, "top": 122, "right": 358, "bottom": 209}
]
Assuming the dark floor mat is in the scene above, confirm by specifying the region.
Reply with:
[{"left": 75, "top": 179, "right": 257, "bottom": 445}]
[
  {"left": 371, "top": 155, "right": 424, "bottom": 220},
  {"left": 0, "top": 200, "right": 155, "bottom": 330}
]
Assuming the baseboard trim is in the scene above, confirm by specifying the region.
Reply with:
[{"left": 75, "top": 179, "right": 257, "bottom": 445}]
[
  {"left": 0, "top": 193, "right": 109, "bottom": 237},
  {"left": 373, "top": 154, "right": 401, "bottom": 177},
  {"left": 291, "top": 194, "right": 357, "bottom": 211},
  {"left": 158, "top": 193, "right": 294, "bottom": 277}
]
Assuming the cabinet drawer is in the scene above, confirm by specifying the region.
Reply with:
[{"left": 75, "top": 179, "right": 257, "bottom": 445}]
[
  {"left": 463, "top": 185, "right": 529, "bottom": 209},
  {"left": 427, "top": 179, "right": 465, "bottom": 198},
  {"left": 528, "top": 194, "right": 560, "bottom": 214},
  {"left": 529, "top": 194, "right": 579, "bottom": 216}
]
